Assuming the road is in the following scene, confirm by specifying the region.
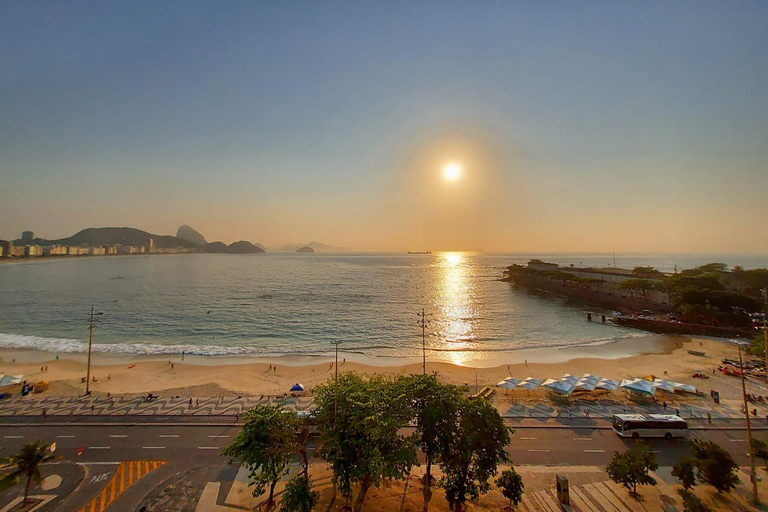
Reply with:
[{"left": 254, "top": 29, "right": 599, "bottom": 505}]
[{"left": 1, "top": 419, "right": 765, "bottom": 467}]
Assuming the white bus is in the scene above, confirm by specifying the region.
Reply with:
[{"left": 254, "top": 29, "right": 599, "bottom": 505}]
[{"left": 612, "top": 414, "right": 688, "bottom": 439}]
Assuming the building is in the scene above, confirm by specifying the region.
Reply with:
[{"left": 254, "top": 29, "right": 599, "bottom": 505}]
[
  {"left": 43, "top": 245, "right": 67, "bottom": 256},
  {"left": 88, "top": 247, "right": 106, "bottom": 256},
  {"left": 10, "top": 246, "right": 25, "bottom": 257},
  {"left": 0, "top": 240, "right": 12, "bottom": 258},
  {"left": 527, "top": 259, "right": 560, "bottom": 272},
  {"left": 106, "top": 246, "right": 118, "bottom": 255},
  {"left": 148, "top": 237, "right": 154, "bottom": 253},
  {"left": 24, "top": 245, "right": 42, "bottom": 257},
  {"left": 21, "top": 231, "right": 34, "bottom": 243}
]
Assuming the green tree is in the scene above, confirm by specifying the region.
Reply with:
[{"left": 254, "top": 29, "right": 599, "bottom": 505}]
[
  {"left": 632, "top": 266, "right": 664, "bottom": 280},
  {"left": 221, "top": 405, "right": 300, "bottom": 508},
  {"left": 0, "top": 441, "right": 55, "bottom": 506},
  {"left": 672, "top": 458, "right": 697, "bottom": 490},
  {"left": 747, "top": 334, "right": 766, "bottom": 358},
  {"left": 403, "top": 374, "right": 463, "bottom": 492},
  {"left": 605, "top": 443, "right": 658, "bottom": 496},
  {"left": 439, "top": 397, "right": 511, "bottom": 512},
  {"left": 697, "top": 263, "right": 728, "bottom": 273},
  {"left": 496, "top": 467, "right": 524, "bottom": 511},
  {"left": 751, "top": 439, "right": 768, "bottom": 470},
  {"left": 691, "top": 440, "right": 739, "bottom": 494},
  {"left": 279, "top": 474, "right": 319, "bottom": 512},
  {"left": 314, "top": 373, "right": 418, "bottom": 512},
  {"left": 678, "top": 489, "right": 712, "bottom": 512},
  {"left": 620, "top": 278, "right": 655, "bottom": 301}
]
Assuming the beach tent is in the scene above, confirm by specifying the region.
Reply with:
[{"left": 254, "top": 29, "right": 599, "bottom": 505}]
[
  {"left": 496, "top": 378, "right": 521, "bottom": 389},
  {"left": 575, "top": 374, "right": 601, "bottom": 391},
  {"left": 675, "top": 383, "right": 698, "bottom": 394},
  {"left": 620, "top": 378, "right": 655, "bottom": 396},
  {"left": 653, "top": 379, "right": 678, "bottom": 393},
  {"left": 290, "top": 383, "right": 305, "bottom": 392},
  {"left": 595, "top": 379, "right": 619, "bottom": 391},
  {"left": 542, "top": 378, "right": 576, "bottom": 395},
  {"left": 561, "top": 374, "right": 581, "bottom": 385},
  {"left": 516, "top": 378, "right": 543, "bottom": 390}
]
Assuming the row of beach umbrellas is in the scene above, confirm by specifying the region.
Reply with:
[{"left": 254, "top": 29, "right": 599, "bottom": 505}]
[{"left": 497, "top": 374, "right": 696, "bottom": 397}]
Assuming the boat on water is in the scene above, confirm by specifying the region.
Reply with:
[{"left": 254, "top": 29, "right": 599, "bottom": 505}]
[{"left": 408, "top": 251, "right": 432, "bottom": 255}]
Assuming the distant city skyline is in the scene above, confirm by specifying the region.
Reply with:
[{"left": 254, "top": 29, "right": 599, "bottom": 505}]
[{"left": 2, "top": 2, "right": 767, "bottom": 254}]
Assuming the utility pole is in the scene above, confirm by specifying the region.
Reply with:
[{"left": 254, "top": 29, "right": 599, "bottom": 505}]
[
  {"left": 738, "top": 343, "right": 760, "bottom": 504},
  {"left": 330, "top": 341, "right": 342, "bottom": 424},
  {"left": 762, "top": 288, "right": 767, "bottom": 385},
  {"left": 417, "top": 308, "right": 430, "bottom": 375},
  {"left": 85, "top": 307, "right": 102, "bottom": 396}
]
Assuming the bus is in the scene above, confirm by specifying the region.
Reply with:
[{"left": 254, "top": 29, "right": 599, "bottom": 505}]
[{"left": 612, "top": 414, "right": 688, "bottom": 439}]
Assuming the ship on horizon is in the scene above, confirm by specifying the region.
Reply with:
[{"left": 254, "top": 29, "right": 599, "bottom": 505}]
[{"left": 408, "top": 250, "right": 432, "bottom": 254}]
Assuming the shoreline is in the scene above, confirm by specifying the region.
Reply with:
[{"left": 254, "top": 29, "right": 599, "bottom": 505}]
[{"left": 0, "top": 334, "right": 743, "bottom": 398}]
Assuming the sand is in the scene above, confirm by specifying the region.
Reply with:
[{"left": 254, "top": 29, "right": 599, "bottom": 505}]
[{"left": 0, "top": 335, "right": 753, "bottom": 399}]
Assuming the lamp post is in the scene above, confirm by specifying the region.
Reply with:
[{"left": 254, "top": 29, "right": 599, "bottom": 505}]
[
  {"left": 85, "top": 307, "right": 103, "bottom": 396},
  {"left": 736, "top": 341, "right": 759, "bottom": 504},
  {"left": 330, "top": 341, "right": 343, "bottom": 423},
  {"left": 417, "top": 308, "right": 430, "bottom": 375},
  {"left": 762, "top": 288, "right": 767, "bottom": 385}
]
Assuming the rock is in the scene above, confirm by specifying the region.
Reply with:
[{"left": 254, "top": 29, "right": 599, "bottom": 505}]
[
  {"left": 228, "top": 241, "right": 266, "bottom": 254},
  {"left": 176, "top": 225, "right": 206, "bottom": 246},
  {"left": 296, "top": 246, "right": 315, "bottom": 253}
]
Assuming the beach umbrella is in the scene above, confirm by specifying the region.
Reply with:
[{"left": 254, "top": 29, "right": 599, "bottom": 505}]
[
  {"left": 561, "top": 374, "right": 581, "bottom": 384},
  {"left": 620, "top": 378, "right": 655, "bottom": 396},
  {"left": 674, "top": 383, "right": 697, "bottom": 394},
  {"left": 496, "top": 378, "right": 520, "bottom": 389},
  {"left": 652, "top": 379, "right": 677, "bottom": 393},
  {"left": 542, "top": 378, "right": 576, "bottom": 395},
  {"left": 290, "top": 383, "right": 305, "bottom": 392},
  {"left": 575, "top": 377, "right": 599, "bottom": 391},
  {"left": 516, "top": 378, "right": 543, "bottom": 390},
  {"left": 595, "top": 379, "right": 619, "bottom": 391}
]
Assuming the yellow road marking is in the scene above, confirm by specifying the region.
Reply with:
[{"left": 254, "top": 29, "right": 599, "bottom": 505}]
[{"left": 76, "top": 461, "right": 165, "bottom": 512}]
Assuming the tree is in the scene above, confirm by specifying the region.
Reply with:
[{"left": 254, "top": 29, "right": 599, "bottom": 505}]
[
  {"left": 747, "top": 334, "right": 766, "bottom": 358},
  {"left": 403, "top": 374, "right": 463, "bottom": 492},
  {"left": 691, "top": 440, "right": 739, "bottom": 494},
  {"left": 279, "top": 474, "right": 319, "bottom": 512},
  {"left": 496, "top": 467, "right": 524, "bottom": 511},
  {"left": 439, "top": 397, "right": 511, "bottom": 512},
  {"left": 605, "top": 443, "right": 658, "bottom": 496},
  {"left": 314, "top": 373, "right": 418, "bottom": 512},
  {"left": 752, "top": 439, "right": 768, "bottom": 470},
  {"left": 221, "top": 405, "right": 300, "bottom": 508},
  {"left": 672, "top": 458, "right": 697, "bottom": 490},
  {"left": 0, "top": 441, "right": 55, "bottom": 506},
  {"left": 620, "top": 278, "right": 655, "bottom": 301},
  {"left": 678, "top": 489, "right": 712, "bottom": 512}
]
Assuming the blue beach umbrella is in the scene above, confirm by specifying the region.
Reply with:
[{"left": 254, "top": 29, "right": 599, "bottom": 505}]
[{"left": 290, "top": 383, "right": 305, "bottom": 392}]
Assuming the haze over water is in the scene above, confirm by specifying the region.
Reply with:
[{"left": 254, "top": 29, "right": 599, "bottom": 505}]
[{"left": 1, "top": 253, "right": 766, "bottom": 365}]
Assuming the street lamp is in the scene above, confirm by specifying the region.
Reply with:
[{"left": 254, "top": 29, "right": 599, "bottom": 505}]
[
  {"left": 733, "top": 339, "right": 759, "bottom": 505},
  {"left": 417, "top": 308, "right": 431, "bottom": 375},
  {"left": 85, "top": 307, "right": 103, "bottom": 395},
  {"left": 330, "top": 341, "right": 343, "bottom": 423}
]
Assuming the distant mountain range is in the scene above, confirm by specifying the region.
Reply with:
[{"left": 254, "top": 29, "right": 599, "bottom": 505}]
[{"left": 13, "top": 226, "right": 344, "bottom": 254}]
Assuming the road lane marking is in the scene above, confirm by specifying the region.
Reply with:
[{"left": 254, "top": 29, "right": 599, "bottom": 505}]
[
  {"left": 76, "top": 461, "right": 165, "bottom": 512},
  {"left": 89, "top": 446, "right": 111, "bottom": 450},
  {"left": 142, "top": 446, "right": 165, "bottom": 450},
  {"left": 57, "top": 435, "right": 76, "bottom": 438},
  {"left": 108, "top": 435, "right": 128, "bottom": 438},
  {"left": 527, "top": 449, "right": 550, "bottom": 452},
  {"left": 583, "top": 449, "right": 605, "bottom": 453},
  {"left": 208, "top": 435, "right": 229, "bottom": 438},
  {"left": 4, "top": 435, "right": 23, "bottom": 439},
  {"left": 573, "top": 438, "right": 592, "bottom": 441},
  {"left": 79, "top": 462, "right": 120, "bottom": 465},
  {"left": 159, "top": 435, "right": 179, "bottom": 438},
  {"left": 198, "top": 446, "right": 220, "bottom": 450},
  {"left": 519, "top": 437, "right": 538, "bottom": 440},
  {"left": 730, "top": 439, "right": 747, "bottom": 442}
]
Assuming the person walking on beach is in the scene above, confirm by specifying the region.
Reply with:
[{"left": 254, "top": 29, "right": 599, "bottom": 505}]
[
  {"left": 189, "top": 397, "right": 193, "bottom": 408},
  {"left": 196, "top": 398, "right": 199, "bottom": 408},
  {"left": 707, "top": 412, "right": 712, "bottom": 423},
  {"left": 182, "top": 351, "right": 185, "bottom": 361}
]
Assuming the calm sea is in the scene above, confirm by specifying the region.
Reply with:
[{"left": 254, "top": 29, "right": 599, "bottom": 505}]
[{"left": 0, "top": 252, "right": 765, "bottom": 364}]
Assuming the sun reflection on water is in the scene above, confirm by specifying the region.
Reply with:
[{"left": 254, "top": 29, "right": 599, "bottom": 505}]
[{"left": 435, "top": 252, "right": 476, "bottom": 364}]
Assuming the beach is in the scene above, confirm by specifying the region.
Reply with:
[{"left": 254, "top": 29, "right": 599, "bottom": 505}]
[{"left": 0, "top": 335, "right": 746, "bottom": 398}]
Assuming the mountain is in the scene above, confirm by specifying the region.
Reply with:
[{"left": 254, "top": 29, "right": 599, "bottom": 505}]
[
  {"left": 296, "top": 246, "right": 315, "bottom": 253},
  {"left": 279, "top": 241, "right": 348, "bottom": 252},
  {"left": 46, "top": 227, "right": 199, "bottom": 249},
  {"left": 204, "top": 242, "right": 228, "bottom": 253},
  {"left": 176, "top": 225, "right": 206, "bottom": 246},
  {"left": 228, "top": 241, "right": 266, "bottom": 254}
]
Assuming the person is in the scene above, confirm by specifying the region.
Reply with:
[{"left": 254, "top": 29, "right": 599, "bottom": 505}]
[
  {"left": 171, "top": 363, "right": 174, "bottom": 369},
  {"left": 91, "top": 404, "right": 95, "bottom": 413},
  {"left": 42, "top": 408, "right": 47, "bottom": 417},
  {"left": 196, "top": 398, "right": 199, "bottom": 408},
  {"left": 189, "top": 397, "right": 193, "bottom": 407},
  {"left": 182, "top": 351, "right": 185, "bottom": 361},
  {"left": 235, "top": 411, "right": 239, "bottom": 422},
  {"left": 676, "top": 408, "right": 680, "bottom": 416},
  {"left": 707, "top": 412, "right": 712, "bottom": 423},
  {"left": 107, "top": 392, "right": 111, "bottom": 399},
  {"left": 663, "top": 401, "right": 667, "bottom": 410},
  {"left": 753, "top": 408, "right": 758, "bottom": 417}
]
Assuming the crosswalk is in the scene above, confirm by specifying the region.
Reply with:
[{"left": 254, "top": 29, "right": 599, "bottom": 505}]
[{"left": 76, "top": 461, "right": 165, "bottom": 512}]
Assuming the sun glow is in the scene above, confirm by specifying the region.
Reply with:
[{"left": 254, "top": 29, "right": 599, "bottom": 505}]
[{"left": 443, "top": 163, "right": 461, "bottom": 181}]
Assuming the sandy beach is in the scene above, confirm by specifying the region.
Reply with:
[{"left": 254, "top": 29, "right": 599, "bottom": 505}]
[{"left": 0, "top": 335, "right": 749, "bottom": 398}]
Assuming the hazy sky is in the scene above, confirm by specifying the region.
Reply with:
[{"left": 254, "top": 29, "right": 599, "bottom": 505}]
[{"left": 2, "top": 1, "right": 767, "bottom": 253}]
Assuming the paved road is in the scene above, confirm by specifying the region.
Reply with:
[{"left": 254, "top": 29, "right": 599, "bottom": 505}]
[{"left": 1, "top": 420, "right": 766, "bottom": 467}]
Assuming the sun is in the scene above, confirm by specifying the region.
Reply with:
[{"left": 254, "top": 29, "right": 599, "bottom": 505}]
[{"left": 443, "top": 163, "right": 461, "bottom": 181}]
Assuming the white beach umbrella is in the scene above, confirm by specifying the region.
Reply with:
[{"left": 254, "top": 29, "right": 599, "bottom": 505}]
[
  {"left": 575, "top": 378, "right": 599, "bottom": 391},
  {"left": 561, "top": 374, "right": 581, "bottom": 385},
  {"left": 496, "top": 378, "right": 520, "bottom": 389},
  {"left": 596, "top": 378, "right": 619, "bottom": 391},
  {"left": 542, "top": 378, "right": 576, "bottom": 395},
  {"left": 653, "top": 379, "right": 677, "bottom": 393},
  {"left": 620, "top": 378, "right": 655, "bottom": 396},
  {"left": 675, "top": 383, "right": 697, "bottom": 394},
  {"left": 516, "top": 378, "right": 543, "bottom": 390}
]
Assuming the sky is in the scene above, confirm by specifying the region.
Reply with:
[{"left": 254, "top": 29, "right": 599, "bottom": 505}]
[{"left": 1, "top": 1, "right": 767, "bottom": 253}]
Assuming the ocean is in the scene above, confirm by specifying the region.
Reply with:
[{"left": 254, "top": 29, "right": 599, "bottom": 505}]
[{"left": 0, "top": 252, "right": 765, "bottom": 364}]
